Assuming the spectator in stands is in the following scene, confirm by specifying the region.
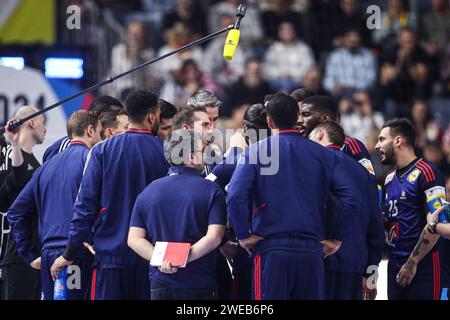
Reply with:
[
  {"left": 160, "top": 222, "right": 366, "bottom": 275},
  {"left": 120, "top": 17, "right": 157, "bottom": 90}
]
[
  {"left": 208, "top": 0, "right": 263, "bottom": 47},
  {"left": 380, "top": 28, "right": 432, "bottom": 118},
  {"left": 203, "top": 14, "right": 251, "bottom": 87},
  {"left": 261, "top": 0, "right": 303, "bottom": 42},
  {"left": 157, "top": 22, "right": 204, "bottom": 81},
  {"left": 334, "top": 0, "right": 371, "bottom": 47},
  {"left": 420, "top": 0, "right": 450, "bottom": 58},
  {"left": 223, "top": 58, "right": 273, "bottom": 118},
  {"left": 109, "top": 21, "right": 160, "bottom": 98},
  {"left": 309, "top": 0, "right": 368, "bottom": 56},
  {"left": 160, "top": 59, "right": 218, "bottom": 108},
  {"left": 263, "top": 21, "right": 315, "bottom": 92},
  {"left": 301, "top": 67, "right": 329, "bottom": 96},
  {"left": 443, "top": 128, "right": 450, "bottom": 172},
  {"left": 410, "top": 100, "right": 443, "bottom": 151},
  {"left": 323, "top": 29, "right": 377, "bottom": 97},
  {"left": 446, "top": 175, "right": 450, "bottom": 200},
  {"left": 372, "top": 0, "right": 417, "bottom": 47},
  {"left": 162, "top": 0, "right": 206, "bottom": 39},
  {"left": 423, "top": 141, "right": 450, "bottom": 177},
  {"left": 441, "top": 45, "right": 450, "bottom": 95},
  {"left": 339, "top": 91, "right": 384, "bottom": 144}
]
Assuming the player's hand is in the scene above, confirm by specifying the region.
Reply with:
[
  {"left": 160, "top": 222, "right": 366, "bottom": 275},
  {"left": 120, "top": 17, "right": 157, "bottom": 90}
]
[
  {"left": 83, "top": 242, "right": 96, "bottom": 255},
  {"left": 30, "top": 257, "right": 41, "bottom": 270},
  {"left": 427, "top": 206, "right": 444, "bottom": 225},
  {"left": 4, "top": 118, "right": 21, "bottom": 147},
  {"left": 219, "top": 241, "right": 239, "bottom": 259},
  {"left": 239, "top": 235, "right": 264, "bottom": 255},
  {"left": 362, "top": 277, "right": 377, "bottom": 300},
  {"left": 396, "top": 258, "right": 417, "bottom": 287},
  {"left": 51, "top": 256, "right": 73, "bottom": 281},
  {"left": 321, "top": 239, "right": 342, "bottom": 258},
  {"left": 159, "top": 260, "right": 178, "bottom": 274}
]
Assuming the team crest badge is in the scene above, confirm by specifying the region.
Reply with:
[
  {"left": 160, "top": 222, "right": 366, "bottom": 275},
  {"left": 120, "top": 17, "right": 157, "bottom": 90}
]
[{"left": 407, "top": 169, "right": 420, "bottom": 183}]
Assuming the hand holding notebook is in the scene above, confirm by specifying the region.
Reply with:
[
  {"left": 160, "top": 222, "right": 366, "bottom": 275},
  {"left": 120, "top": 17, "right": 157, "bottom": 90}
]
[{"left": 150, "top": 242, "right": 191, "bottom": 268}]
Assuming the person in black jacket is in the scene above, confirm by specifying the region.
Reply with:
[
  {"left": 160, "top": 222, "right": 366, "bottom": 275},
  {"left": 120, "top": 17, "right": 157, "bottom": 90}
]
[{"left": 0, "top": 106, "right": 47, "bottom": 300}]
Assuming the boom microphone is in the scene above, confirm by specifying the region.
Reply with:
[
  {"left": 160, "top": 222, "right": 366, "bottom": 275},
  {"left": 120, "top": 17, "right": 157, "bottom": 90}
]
[
  {"left": 223, "top": 3, "right": 247, "bottom": 61},
  {"left": 0, "top": 4, "right": 248, "bottom": 134}
]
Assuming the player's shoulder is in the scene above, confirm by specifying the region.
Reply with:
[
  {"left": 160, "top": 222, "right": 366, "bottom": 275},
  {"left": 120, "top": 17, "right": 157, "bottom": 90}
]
[
  {"left": 344, "top": 135, "right": 369, "bottom": 155},
  {"left": 47, "top": 136, "right": 70, "bottom": 153},
  {"left": 414, "top": 158, "right": 442, "bottom": 183}
]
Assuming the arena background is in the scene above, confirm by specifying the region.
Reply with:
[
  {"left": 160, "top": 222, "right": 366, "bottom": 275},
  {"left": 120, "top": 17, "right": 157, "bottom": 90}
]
[{"left": 1, "top": 0, "right": 450, "bottom": 300}]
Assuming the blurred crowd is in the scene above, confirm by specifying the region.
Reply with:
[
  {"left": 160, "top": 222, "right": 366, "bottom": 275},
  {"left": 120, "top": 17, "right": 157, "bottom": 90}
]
[{"left": 94, "top": 0, "right": 450, "bottom": 188}]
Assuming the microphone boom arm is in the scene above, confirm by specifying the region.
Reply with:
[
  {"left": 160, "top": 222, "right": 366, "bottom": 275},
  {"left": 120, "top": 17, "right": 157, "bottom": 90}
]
[{"left": 1, "top": 22, "right": 238, "bottom": 135}]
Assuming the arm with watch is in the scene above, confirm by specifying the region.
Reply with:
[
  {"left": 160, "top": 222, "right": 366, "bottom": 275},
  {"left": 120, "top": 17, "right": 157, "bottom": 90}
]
[{"left": 427, "top": 203, "right": 450, "bottom": 238}]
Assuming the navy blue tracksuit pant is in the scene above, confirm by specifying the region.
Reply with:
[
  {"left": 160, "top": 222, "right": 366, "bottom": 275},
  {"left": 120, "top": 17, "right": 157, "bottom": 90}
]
[
  {"left": 41, "top": 248, "right": 92, "bottom": 300},
  {"left": 90, "top": 264, "right": 149, "bottom": 300},
  {"left": 325, "top": 271, "right": 363, "bottom": 300},
  {"left": 388, "top": 251, "right": 441, "bottom": 300},
  {"left": 232, "top": 249, "right": 252, "bottom": 300},
  {"left": 253, "top": 250, "right": 324, "bottom": 300}
]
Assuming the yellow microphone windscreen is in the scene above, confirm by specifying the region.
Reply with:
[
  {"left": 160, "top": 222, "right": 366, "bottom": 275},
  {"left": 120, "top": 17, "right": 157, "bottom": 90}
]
[{"left": 223, "top": 29, "right": 240, "bottom": 61}]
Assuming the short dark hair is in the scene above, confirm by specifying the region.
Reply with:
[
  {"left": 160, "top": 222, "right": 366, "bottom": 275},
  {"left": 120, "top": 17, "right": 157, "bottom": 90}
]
[
  {"left": 164, "top": 129, "right": 202, "bottom": 166},
  {"left": 172, "top": 106, "right": 207, "bottom": 130},
  {"left": 243, "top": 104, "right": 268, "bottom": 130},
  {"left": 88, "top": 95, "right": 124, "bottom": 113},
  {"left": 243, "top": 103, "right": 270, "bottom": 143},
  {"left": 124, "top": 90, "right": 159, "bottom": 123},
  {"left": 265, "top": 93, "right": 298, "bottom": 129},
  {"left": 301, "top": 95, "right": 338, "bottom": 121},
  {"left": 313, "top": 121, "right": 345, "bottom": 147},
  {"left": 159, "top": 99, "right": 177, "bottom": 120},
  {"left": 99, "top": 111, "right": 126, "bottom": 129},
  {"left": 290, "top": 88, "right": 316, "bottom": 102},
  {"left": 382, "top": 118, "right": 416, "bottom": 146},
  {"left": 67, "top": 110, "right": 100, "bottom": 138}
]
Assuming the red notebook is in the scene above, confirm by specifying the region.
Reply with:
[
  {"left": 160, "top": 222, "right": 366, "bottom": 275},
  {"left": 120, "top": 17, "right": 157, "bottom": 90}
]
[{"left": 150, "top": 242, "right": 191, "bottom": 268}]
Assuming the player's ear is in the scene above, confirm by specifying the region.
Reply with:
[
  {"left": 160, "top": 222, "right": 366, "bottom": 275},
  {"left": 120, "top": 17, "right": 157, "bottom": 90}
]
[
  {"left": 106, "top": 128, "right": 114, "bottom": 138},
  {"left": 147, "top": 112, "right": 156, "bottom": 125},
  {"left": 266, "top": 116, "right": 275, "bottom": 130},
  {"left": 393, "top": 135, "right": 403, "bottom": 147},
  {"left": 318, "top": 129, "right": 325, "bottom": 141},
  {"left": 86, "top": 124, "right": 94, "bottom": 137},
  {"left": 27, "top": 119, "right": 35, "bottom": 129}
]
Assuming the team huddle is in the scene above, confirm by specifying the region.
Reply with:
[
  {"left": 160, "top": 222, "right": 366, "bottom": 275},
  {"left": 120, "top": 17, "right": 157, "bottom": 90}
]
[{"left": 0, "top": 88, "right": 448, "bottom": 300}]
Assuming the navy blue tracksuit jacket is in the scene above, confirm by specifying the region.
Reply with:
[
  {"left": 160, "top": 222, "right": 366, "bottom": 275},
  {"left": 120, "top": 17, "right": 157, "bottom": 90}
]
[
  {"left": 207, "top": 146, "right": 252, "bottom": 300},
  {"left": 43, "top": 136, "right": 71, "bottom": 163},
  {"left": 8, "top": 140, "right": 93, "bottom": 299},
  {"left": 324, "top": 146, "right": 384, "bottom": 300},
  {"left": 64, "top": 129, "right": 169, "bottom": 299},
  {"left": 227, "top": 130, "right": 359, "bottom": 299}
]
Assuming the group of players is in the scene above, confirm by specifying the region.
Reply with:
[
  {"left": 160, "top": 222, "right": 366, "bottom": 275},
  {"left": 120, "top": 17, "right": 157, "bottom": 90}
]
[{"left": 0, "top": 87, "right": 448, "bottom": 300}]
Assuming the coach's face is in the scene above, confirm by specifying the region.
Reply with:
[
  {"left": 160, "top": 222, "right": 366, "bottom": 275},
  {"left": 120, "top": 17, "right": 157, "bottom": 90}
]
[
  {"left": 30, "top": 115, "right": 47, "bottom": 145},
  {"left": 376, "top": 127, "right": 395, "bottom": 165},
  {"left": 298, "top": 103, "right": 322, "bottom": 137}
]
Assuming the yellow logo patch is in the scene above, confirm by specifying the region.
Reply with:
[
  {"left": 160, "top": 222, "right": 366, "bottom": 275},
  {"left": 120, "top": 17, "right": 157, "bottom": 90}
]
[{"left": 407, "top": 169, "right": 421, "bottom": 182}]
